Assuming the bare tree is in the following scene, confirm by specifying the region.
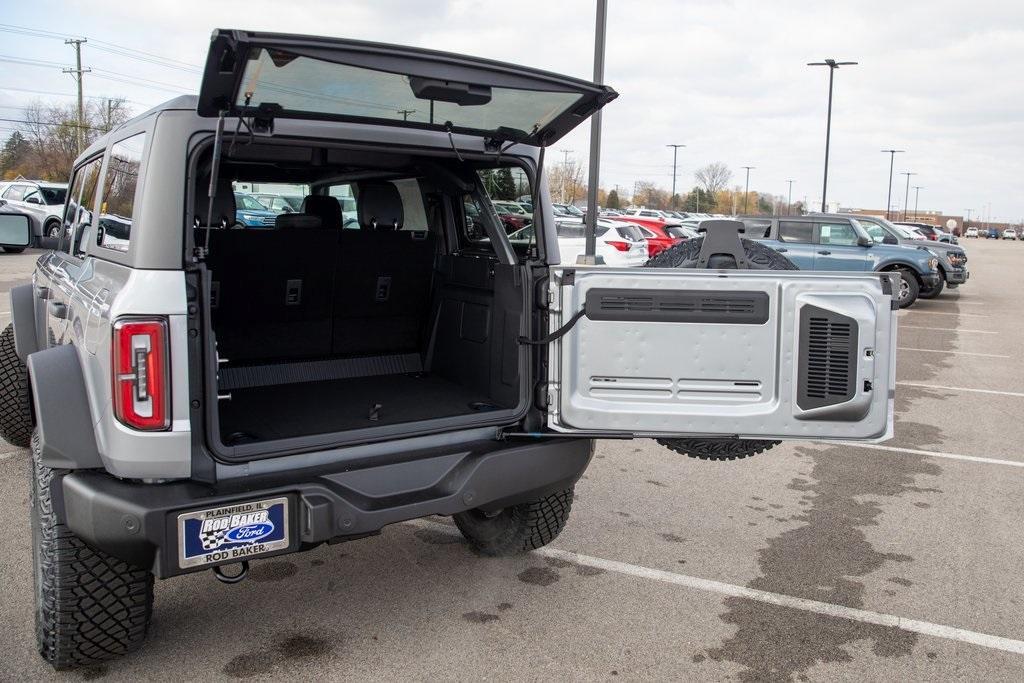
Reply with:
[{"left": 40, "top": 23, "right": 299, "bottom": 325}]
[
  {"left": 694, "top": 162, "right": 732, "bottom": 195},
  {"left": 548, "top": 157, "right": 586, "bottom": 204}
]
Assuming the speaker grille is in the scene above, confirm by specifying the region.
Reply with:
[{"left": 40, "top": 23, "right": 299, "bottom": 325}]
[{"left": 585, "top": 289, "right": 769, "bottom": 324}]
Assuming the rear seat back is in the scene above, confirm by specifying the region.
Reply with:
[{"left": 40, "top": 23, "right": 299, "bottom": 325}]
[{"left": 332, "top": 182, "right": 436, "bottom": 355}]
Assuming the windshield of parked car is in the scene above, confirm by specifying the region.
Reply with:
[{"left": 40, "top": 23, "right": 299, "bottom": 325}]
[{"left": 235, "top": 194, "right": 269, "bottom": 211}]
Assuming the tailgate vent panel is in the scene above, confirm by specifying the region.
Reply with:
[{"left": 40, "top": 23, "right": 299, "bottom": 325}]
[
  {"left": 797, "top": 305, "right": 858, "bottom": 410},
  {"left": 585, "top": 289, "right": 769, "bottom": 324}
]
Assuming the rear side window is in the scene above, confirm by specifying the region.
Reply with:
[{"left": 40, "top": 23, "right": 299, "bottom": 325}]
[
  {"left": 779, "top": 221, "right": 813, "bottom": 243},
  {"left": 741, "top": 219, "right": 771, "bottom": 238},
  {"left": 97, "top": 133, "right": 146, "bottom": 252}
]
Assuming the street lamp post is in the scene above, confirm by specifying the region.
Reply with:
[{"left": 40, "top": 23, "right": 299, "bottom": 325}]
[
  {"left": 965, "top": 208, "right": 973, "bottom": 231},
  {"left": 912, "top": 185, "right": 924, "bottom": 220},
  {"left": 667, "top": 144, "right": 685, "bottom": 208},
  {"left": 808, "top": 59, "right": 857, "bottom": 213},
  {"left": 899, "top": 172, "right": 916, "bottom": 221},
  {"left": 581, "top": 0, "right": 607, "bottom": 263},
  {"left": 742, "top": 166, "right": 755, "bottom": 214},
  {"left": 881, "top": 149, "right": 905, "bottom": 219},
  {"left": 786, "top": 179, "right": 795, "bottom": 215}
]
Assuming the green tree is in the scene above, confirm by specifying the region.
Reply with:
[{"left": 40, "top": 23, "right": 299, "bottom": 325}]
[
  {"left": 0, "top": 131, "right": 30, "bottom": 178},
  {"left": 683, "top": 187, "right": 714, "bottom": 212},
  {"left": 494, "top": 167, "right": 517, "bottom": 200},
  {"left": 606, "top": 188, "right": 620, "bottom": 209}
]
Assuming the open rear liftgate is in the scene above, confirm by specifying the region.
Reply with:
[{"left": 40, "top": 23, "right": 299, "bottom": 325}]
[{"left": 522, "top": 221, "right": 897, "bottom": 461}]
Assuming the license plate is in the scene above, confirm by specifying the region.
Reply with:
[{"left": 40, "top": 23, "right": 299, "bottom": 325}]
[{"left": 177, "top": 496, "right": 289, "bottom": 569}]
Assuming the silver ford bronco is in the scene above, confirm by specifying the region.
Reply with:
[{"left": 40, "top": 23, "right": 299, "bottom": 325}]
[{"left": 0, "top": 29, "right": 897, "bottom": 668}]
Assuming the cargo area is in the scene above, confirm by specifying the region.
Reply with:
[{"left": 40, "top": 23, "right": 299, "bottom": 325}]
[{"left": 191, "top": 143, "right": 530, "bottom": 451}]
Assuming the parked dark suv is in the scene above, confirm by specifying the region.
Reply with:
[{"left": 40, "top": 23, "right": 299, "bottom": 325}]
[{"left": 0, "top": 29, "right": 899, "bottom": 669}]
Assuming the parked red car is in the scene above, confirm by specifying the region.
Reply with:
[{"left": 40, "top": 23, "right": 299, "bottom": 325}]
[{"left": 618, "top": 216, "right": 686, "bottom": 257}]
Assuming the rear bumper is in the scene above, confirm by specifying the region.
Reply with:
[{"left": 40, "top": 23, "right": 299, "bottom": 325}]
[{"left": 59, "top": 437, "right": 594, "bottom": 578}]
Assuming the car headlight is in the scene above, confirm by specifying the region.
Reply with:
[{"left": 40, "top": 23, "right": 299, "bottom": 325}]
[{"left": 239, "top": 213, "right": 257, "bottom": 221}]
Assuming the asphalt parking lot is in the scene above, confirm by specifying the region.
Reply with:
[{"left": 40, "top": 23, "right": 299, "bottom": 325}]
[{"left": 1, "top": 239, "right": 1022, "bottom": 681}]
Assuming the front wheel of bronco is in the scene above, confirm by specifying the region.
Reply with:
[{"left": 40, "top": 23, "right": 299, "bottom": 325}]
[
  {"left": 0, "top": 323, "right": 33, "bottom": 447},
  {"left": 453, "top": 488, "right": 574, "bottom": 556},
  {"left": 31, "top": 429, "right": 153, "bottom": 669},
  {"left": 643, "top": 237, "right": 795, "bottom": 461}
]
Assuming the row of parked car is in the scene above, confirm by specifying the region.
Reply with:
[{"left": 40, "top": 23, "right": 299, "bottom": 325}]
[
  {"left": 497, "top": 200, "right": 968, "bottom": 308},
  {"left": 964, "top": 226, "right": 1019, "bottom": 239}
]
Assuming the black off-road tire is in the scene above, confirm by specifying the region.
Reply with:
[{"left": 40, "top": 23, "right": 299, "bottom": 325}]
[
  {"left": 31, "top": 429, "right": 153, "bottom": 669},
  {"left": 894, "top": 268, "right": 920, "bottom": 308},
  {"left": 0, "top": 323, "right": 32, "bottom": 447},
  {"left": 918, "top": 272, "right": 945, "bottom": 299},
  {"left": 644, "top": 235, "right": 799, "bottom": 270},
  {"left": 656, "top": 438, "right": 782, "bottom": 461},
  {"left": 45, "top": 218, "right": 61, "bottom": 239},
  {"left": 453, "top": 488, "right": 574, "bottom": 556},
  {"left": 645, "top": 236, "right": 795, "bottom": 461}
]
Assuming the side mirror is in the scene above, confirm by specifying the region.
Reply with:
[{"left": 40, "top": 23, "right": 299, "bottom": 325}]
[
  {"left": 857, "top": 236, "right": 872, "bottom": 247},
  {"left": 281, "top": 206, "right": 293, "bottom": 213},
  {"left": 25, "top": 196, "right": 41, "bottom": 205},
  {"left": 0, "top": 213, "right": 32, "bottom": 248}
]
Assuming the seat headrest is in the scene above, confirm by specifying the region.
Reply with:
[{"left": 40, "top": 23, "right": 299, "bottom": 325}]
[
  {"left": 194, "top": 177, "right": 236, "bottom": 227},
  {"left": 275, "top": 213, "right": 323, "bottom": 230},
  {"left": 358, "top": 182, "right": 404, "bottom": 230},
  {"left": 301, "top": 195, "right": 342, "bottom": 229}
]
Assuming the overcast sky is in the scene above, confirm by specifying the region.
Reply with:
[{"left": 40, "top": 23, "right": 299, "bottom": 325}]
[{"left": 1, "top": 0, "right": 1021, "bottom": 221}]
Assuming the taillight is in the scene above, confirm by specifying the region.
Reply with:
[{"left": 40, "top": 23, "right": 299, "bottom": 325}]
[
  {"left": 606, "top": 240, "right": 631, "bottom": 252},
  {"left": 112, "top": 318, "right": 170, "bottom": 431}
]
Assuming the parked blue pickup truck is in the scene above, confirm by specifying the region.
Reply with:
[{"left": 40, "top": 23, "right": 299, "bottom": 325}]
[{"left": 740, "top": 215, "right": 939, "bottom": 308}]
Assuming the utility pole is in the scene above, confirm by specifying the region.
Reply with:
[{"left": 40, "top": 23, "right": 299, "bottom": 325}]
[
  {"left": 899, "top": 171, "right": 916, "bottom": 221},
  {"left": 965, "top": 208, "right": 973, "bottom": 232},
  {"left": 880, "top": 149, "right": 904, "bottom": 219},
  {"left": 666, "top": 143, "right": 685, "bottom": 207},
  {"left": 741, "top": 166, "right": 755, "bottom": 214},
  {"left": 808, "top": 59, "right": 857, "bottom": 213},
  {"left": 63, "top": 38, "right": 90, "bottom": 155},
  {"left": 912, "top": 185, "right": 924, "bottom": 220},
  {"left": 786, "top": 179, "right": 795, "bottom": 215},
  {"left": 396, "top": 109, "right": 416, "bottom": 121}
]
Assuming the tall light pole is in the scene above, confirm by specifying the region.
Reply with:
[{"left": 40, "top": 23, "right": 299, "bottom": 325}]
[
  {"left": 965, "top": 208, "right": 973, "bottom": 231},
  {"left": 899, "top": 171, "right": 916, "bottom": 221},
  {"left": 742, "top": 166, "right": 755, "bottom": 214},
  {"left": 786, "top": 179, "right": 795, "bottom": 215},
  {"left": 666, "top": 144, "right": 685, "bottom": 207},
  {"left": 881, "top": 149, "right": 905, "bottom": 219},
  {"left": 808, "top": 59, "right": 857, "bottom": 213},
  {"left": 912, "top": 185, "right": 924, "bottom": 220},
  {"left": 581, "top": 0, "right": 606, "bottom": 263}
]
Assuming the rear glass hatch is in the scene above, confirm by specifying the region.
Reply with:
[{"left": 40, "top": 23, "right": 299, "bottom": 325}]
[{"left": 198, "top": 29, "right": 618, "bottom": 146}]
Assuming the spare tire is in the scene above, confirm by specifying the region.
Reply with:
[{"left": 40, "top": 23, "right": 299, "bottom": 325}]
[{"left": 644, "top": 236, "right": 796, "bottom": 461}]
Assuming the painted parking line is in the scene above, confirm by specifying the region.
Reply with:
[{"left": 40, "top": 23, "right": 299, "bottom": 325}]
[
  {"left": 897, "top": 381, "right": 1024, "bottom": 398},
  {"left": 411, "top": 519, "right": 1024, "bottom": 656},
  {"left": 899, "top": 310, "right": 987, "bottom": 317},
  {"left": 897, "top": 347, "right": 1010, "bottom": 358},
  {"left": 818, "top": 441, "right": 1024, "bottom": 469},
  {"left": 899, "top": 326, "right": 996, "bottom": 335}
]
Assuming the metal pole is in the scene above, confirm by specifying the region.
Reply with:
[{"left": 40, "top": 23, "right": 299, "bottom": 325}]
[
  {"left": 786, "top": 179, "right": 794, "bottom": 215},
  {"left": 881, "top": 149, "right": 903, "bottom": 219},
  {"left": 667, "top": 144, "right": 685, "bottom": 207},
  {"left": 581, "top": 0, "right": 606, "bottom": 262},
  {"left": 742, "top": 166, "right": 754, "bottom": 214},
  {"left": 913, "top": 186, "right": 923, "bottom": 220},
  {"left": 965, "top": 208, "right": 972, "bottom": 231},
  {"left": 900, "top": 172, "right": 915, "bottom": 221},
  {"left": 821, "top": 66, "right": 834, "bottom": 212}
]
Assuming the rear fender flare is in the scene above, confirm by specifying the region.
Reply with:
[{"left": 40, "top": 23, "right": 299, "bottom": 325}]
[
  {"left": 26, "top": 344, "right": 103, "bottom": 470},
  {"left": 9, "top": 284, "right": 39, "bottom": 362}
]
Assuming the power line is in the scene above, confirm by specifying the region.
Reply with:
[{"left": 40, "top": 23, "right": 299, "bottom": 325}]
[
  {"left": 0, "top": 116, "right": 104, "bottom": 130},
  {"left": 0, "top": 84, "right": 152, "bottom": 106}
]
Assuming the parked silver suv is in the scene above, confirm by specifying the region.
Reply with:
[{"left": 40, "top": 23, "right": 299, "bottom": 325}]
[
  {"left": 0, "top": 29, "right": 898, "bottom": 669},
  {"left": 0, "top": 179, "right": 68, "bottom": 242}
]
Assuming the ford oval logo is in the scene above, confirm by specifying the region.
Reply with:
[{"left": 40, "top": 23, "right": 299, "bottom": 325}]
[{"left": 224, "top": 521, "right": 275, "bottom": 544}]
